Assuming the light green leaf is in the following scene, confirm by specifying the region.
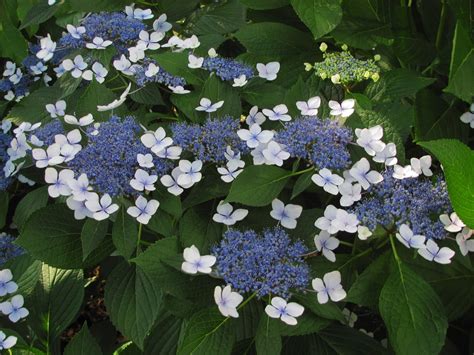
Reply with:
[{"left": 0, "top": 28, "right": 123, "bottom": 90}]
[
  {"left": 445, "top": 22, "right": 474, "bottom": 103},
  {"left": 64, "top": 323, "right": 103, "bottom": 355},
  {"left": 192, "top": 0, "right": 246, "bottom": 35},
  {"left": 365, "top": 69, "right": 436, "bottom": 102},
  {"left": 418, "top": 139, "right": 474, "bottom": 228},
  {"left": 379, "top": 258, "right": 448, "bottom": 355},
  {"left": 30, "top": 265, "right": 84, "bottom": 344},
  {"left": 226, "top": 166, "right": 293, "bottom": 206},
  {"left": 112, "top": 206, "right": 138, "bottom": 259},
  {"left": 290, "top": 0, "right": 342, "bottom": 40},
  {"left": 235, "top": 22, "right": 313, "bottom": 56},
  {"left": 104, "top": 261, "right": 162, "bottom": 350},
  {"left": 81, "top": 219, "right": 108, "bottom": 261},
  {"left": 177, "top": 307, "right": 235, "bottom": 355}
]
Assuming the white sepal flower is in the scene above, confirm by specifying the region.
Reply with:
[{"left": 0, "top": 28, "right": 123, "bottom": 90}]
[
  {"left": 456, "top": 228, "right": 474, "bottom": 256},
  {"left": 315, "top": 205, "right": 340, "bottom": 234},
  {"left": 338, "top": 182, "right": 362, "bottom": 207},
  {"left": 160, "top": 167, "right": 185, "bottom": 196},
  {"left": 257, "top": 62, "right": 280, "bottom": 81},
  {"left": 36, "top": 34, "right": 56, "bottom": 62},
  {"left": 130, "top": 169, "right": 157, "bottom": 191},
  {"left": 169, "top": 85, "right": 190, "bottom": 94},
  {"left": 145, "top": 63, "right": 159, "bottom": 77},
  {"left": 296, "top": 96, "right": 321, "bottom": 116},
  {"left": 0, "top": 295, "right": 28, "bottom": 323},
  {"left": 237, "top": 124, "right": 273, "bottom": 148},
  {"left": 138, "top": 31, "right": 164, "bottom": 50},
  {"left": 45, "top": 100, "right": 66, "bottom": 118},
  {"left": 392, "top": 164, "right": 419, "bottom": 180},
  {"left": 67, "top": 24, "right": 86, "bottom": 39},
  {"left": 314, "top": 231, "right": 339, "bottom": 262},
  {"left": 62, "top": 55, "right": 88, "bottom": 78},
  {"left": 44, "top": 168, "right": 74, "bottom": 198},
  {"left": 262, "top": 104, "right": 291, "bottom": 122},
  {"left": 177, "top": 160, "right": 202, "bottom": 187},
  {"left": 0, "top": 331, "right": 17, "bottom": 350},
  {"left": 85, "top": 193, "right": 119, "bottom": 221},
  {"left": 410, "top": 155, "right": 432, "bottom": 177},
  {"left": 137, "top": 153, "right": 154, "bottom": 168},
  {"left": 329, "top": 99, "right": 355, "bottom": 118},
  {"left": 0, "top": 270, "right": 18, "bottom": 296},
  {"left": 262, "top": 141, "right": 290, "bottom": 166},
  {"left": 113, "top": 55, "right": 135, "bottom": 76},
  {"left": 312, "top": 271, "right": 346, "bottom": 304},
  {"left": 265, "top": 297, "right": 304, "bottom": 326},
  {"left": 64, "top": 113, "right": 94, "bottom": 126},
  {"left": 212, "top": 202, "right": 248, "bottom": 226},
  {"left": 214, "top": 285, "right": 243, "bottom": 318},
  {"left": 188, "top": 54, "right": 204, "bottom": 69},
  {"left": 418, "top": 239, "right": 455, "bottom": 264},
  {"left": 68, "top": 173, "right": 95, "bottom": 202},
  {"left": 153, "top": 14, "right": 172, "bottom": 33},
  {"left": 460, "top": 110, "right": 474, "bottom": 128},
  {"left": 349, "top": 158, "right": 383, "bottom": 190},
  {"left": 312, "top": 168, "right": 344, "bottom": 195},
  {"left": 85, "top": 37, "right": 112, "bottom": 50},
  {"left": 141, "top": 127, "right": 173, "bottom": 154},
  {"left": 195, "top": 98, "right": 224, "bottom": 113},
  {"left": 156, "top": 146, "right": 182, "bottom": 160},
  {"left": 97, "top": 83, "right": 131, "bottom": 112},
  {"left": 440, "top": 212, "right": 465, "bottom": 233},
  {"left": 217, "top": 161, "right": 243, "bottom": 183},
  {"left": 357, "top": 226, "right": 372, "bottom": 240},
  {"left": 355, "top": 125, "right": 385, "bottom": 156},
  {"left": 395, "top": 224, "right": 426, "bottom": 249},
  {"left": 181, "top": 245, "right": 216, "bottom": 274},
  {"left": 246, "top": 106, "right": 266, "bottom": 126},
  {"left": 32, "top": 144, "right": 64, "bottom": 168},
  {"left": 270, "top": 198, "right": 303, "bottom": 229},
  {"left": 127, "top": 196, "right": 160, "bottom": 225},
  {"left": 66, "top": 197, "right": 93, "bottom": 220},
  {"left": 232, "top": 75, "right": 248, "bottom": 87},
  {"left": 373, "top": 142, "right": 397, "bottom": 166}
]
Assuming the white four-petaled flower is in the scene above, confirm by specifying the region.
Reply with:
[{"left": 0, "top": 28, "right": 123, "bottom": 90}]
[
  {"left": 214, "top": 285, "right": 243, "bottom": 318},
  {"left": 410, "top": 155, "right": 432, "bottom": 177},
  {"left": 188, "top": 54, "right": 204, "bottom": 69},
  {"left": 314, "top": 231, "right": 339, "bottom": 262},
  {"left": 312, "top": 168, "right": 344, "bottom": 195},
  {"left": 141, "top": 127, "right": 173, "bottom": 154},
  {"left": 212, "top": 202, "right": 248, "bottom": 226},
  {"left": 311, "top": 271, "right": 346, "bottom": 304},
  {"left": 177, "top": 160, "right": 202, "bottom": 187},
  {"left": 349, "top": 158, "right": 383, "bottom": 190},
  {"left": 262, "top": 104, "right": 291, "bottom": 122},
  {"left": 395, "top": 224, "right": 426, "bottom": 249},
  {"left": 45, "top": 100, "right": 66, "bottom": 118},
  {"left": 85, "top": 193, "right": 119, "bottom": 221},
  {"left": 237, "top": 124, "right": 273, "bottom": 148},
  {"left": 418, "top": 239, "right": 455, "bottom": 264},
  {"left": 296, "top": 96, "right": 321, "bottom": 116},
  {"left": 44, "top": 168, "right": 74, "bottom": 198},
  {"left": 0, "top": 270, "right": 18, "bottom": 296},
  {"left": 0, "top": 331, "right": 17, "bottom": 350},
  {"left": 329, "top": 99, "right": 355, "bottom": 118},
  {"left": 262, "top": 141, "right": 290, "bottom": 166},
  {"left": 270, "top": 198, "right": 303, "bottom": 229},
  {"left": 130, "top": 169, "right": 158, "bottom": 191},
  {"left": 127, "top": 196, "right": 160, "bottom": 224},
  {"left": 257, "top": 62, "right": 280, "bottom": 81},
  {"left": 265, "top": 297, "right": 304, "bottom": 325},
  {"left": 85, "top": 37, "right": 112, "bottom": 50},
  {"left": 196, "top": 98, "right": 224, "bottom": 113},
  {"left": 0, "top": 295, "right": 29, "bottom": 323},
  {"left": 181, "top": 245, "right": 216, "bottom": 274},
  {"left": 355, "top": 125, "right": 385, "bottom": 156},
  {"left": 439, "top": 212, "right": 465, "bottom": 233}
]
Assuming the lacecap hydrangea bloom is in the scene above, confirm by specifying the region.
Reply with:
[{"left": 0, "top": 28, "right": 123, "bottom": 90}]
[
  {"left": 201, "top": 56, "right": 254, "bottom": 82},
  {"left": 171, "top": 116, "right": 249, "bottom": 163},
  {"left": 274, "top": 116, "right": 353, "bottom": 170},
  {"left": 67, "top": 115, "right": 172, "bottom": 196},
  {"left": 351, "top": 169, "right": 451, "bottom": 240},
  {"left": 0, "top": 132, "right": 13, "bottom": 190},
  {"left": 58, "top": 12, "right": 146, "bottom": 54},
  {"left": 309, "top": 44, "right": 380, "bottom": 85},
  {"left": 0, "top": 234, "right": 24, "bottom": 266},
  {"left": 212, "top": 227, "right": 310, "bottom": 298}
]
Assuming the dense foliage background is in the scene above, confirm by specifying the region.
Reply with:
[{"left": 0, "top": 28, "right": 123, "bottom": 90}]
[{"left": 0, "top": 0, "right": 473, "bottom": 354}]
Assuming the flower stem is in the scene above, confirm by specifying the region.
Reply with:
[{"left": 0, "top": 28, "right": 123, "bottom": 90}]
[{"left": 136, "top": 223, "right": 143, "bottom": 255}]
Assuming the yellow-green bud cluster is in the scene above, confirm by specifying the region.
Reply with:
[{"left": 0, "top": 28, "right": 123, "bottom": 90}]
[{"left": 311, "top": 46, "right": 381, "bottom": 85}]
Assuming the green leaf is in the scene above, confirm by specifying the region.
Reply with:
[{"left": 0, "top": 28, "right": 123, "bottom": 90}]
[
  {"left": 104, "top": 261, "right": 162, "bottom": 350},
  {"left": 255, "top": 316, "right": 281, "bottom": 354},
  {"left": 291, "top": 170, "right": 313, "bottom": 199},
  {"left": 155, "top": 0, "right": 200, "bottom": 21},
  {"left": 7, "top": 87, "right": 63, "bottom": 124},
  {"left": 183, "top": 170, "right": 230, "bottom": 209},
  {"left": 235, "top": 22, "right": 313, "bottom": 56},
  {"left": 30, "top": 265, "right": 84, "bottom": 344},
  {"left": 365, "top": 69, "right": 436, "bottom": 103},
  {"left": 379, "top": 259, "right": 448, "bottom": 355},
  {"left": 0, "top": 3, "right": 28, "bottom": 61},
  {"left": 331, "top": 18, "right": 393, "bottom": 49},
  {"left": 68, "top": 0, "right": 130, "bottom": 11},
  {"left": 6, "top": 254, "right": 42, "bottom": 296},
  {"left": 445, "top": 22, "right": 474, "bottom": 103},
  {"left": 81, "top": 219, "right": 108, "bottom": 261},
  {"left": 150, "top": 51, "right": 203, "bottom": 85},
  {"left": 17, "top": 204, "right": 110, "bottom": 268},
  {"left": 240, "top": 0, "right": 289, "bottom": 9},
  {"left": 242, "top": 83, "right": 286, "bottom": 107},
  {"left": 147, "top": 209, "right": 175, "bottom": 238},
  {"left": 294, "top": 293, "right": 345, "bottom": 322},
  {"left": 179, "top": 207, "right": 222, "bottom": 252},
  {"left": 13, "top": 186, "right": 49, "bottom": 232},
  {"left": 143, "top": 313, "right": 183, "bottom": 354},
  {"left": 64, "top": 323, "right": 103, "bottom": 355},
  {"left": 200, "top": 75, "right": 242, "bottom": 119},
  {"left": 192, "top": 0, "right": 246, "bottom": 35},
  {"left": 418, "top": 139, "right": 474, "bottom": 228},
  {"left": 20, "top": 2, "right": 59, "bottom": 29},
  {"left": 177, "top": 307, "right": 235, "bottom": 355},
  {"left": 414, "top": 89, "right": 468, "bottom": 142},
  {"left": 346, "top": 252, "right": 390, "bottom": 309},
  {"left": 290, "top": 0, "right": 342, "bottom": 40},
  {"left": 130, "top": 83, "right": 165, "bottom": 106},
  {"left": 226, "top": 165, "right": 293, "bottom": 206},
  {"left": 112, "top": 206, "right": 138, "bottom": 259}
]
